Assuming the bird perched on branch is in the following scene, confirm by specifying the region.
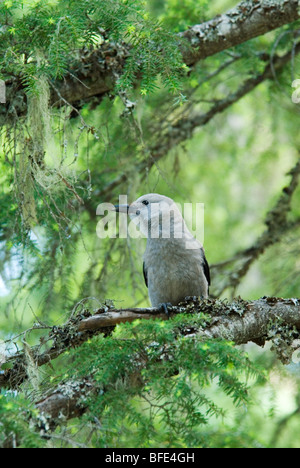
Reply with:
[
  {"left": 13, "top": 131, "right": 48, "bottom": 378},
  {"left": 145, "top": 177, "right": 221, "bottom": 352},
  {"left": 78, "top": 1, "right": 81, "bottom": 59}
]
[{"left": 114, "top": 193, "right": 210, "bottom": 310}]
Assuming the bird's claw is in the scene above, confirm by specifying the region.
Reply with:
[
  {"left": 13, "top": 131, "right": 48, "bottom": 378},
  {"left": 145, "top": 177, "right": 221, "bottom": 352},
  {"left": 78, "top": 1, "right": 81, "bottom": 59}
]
[{"left": 158, "top": 302, "right": 173, "bottom": 319}]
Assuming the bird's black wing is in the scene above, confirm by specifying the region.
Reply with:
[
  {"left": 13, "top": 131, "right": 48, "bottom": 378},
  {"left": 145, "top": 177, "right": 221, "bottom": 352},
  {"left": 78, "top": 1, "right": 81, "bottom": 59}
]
[
  {"left": 143, "top": 261, "right": 148, "bottom": 288},
  {"left": 202, "top": 253, "right": 210, "bottom": 287}
]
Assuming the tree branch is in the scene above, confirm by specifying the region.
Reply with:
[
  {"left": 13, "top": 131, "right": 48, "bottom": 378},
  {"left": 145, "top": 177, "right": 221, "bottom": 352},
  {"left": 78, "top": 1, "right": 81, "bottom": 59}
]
[
  {"left": 77, "top": 297, "right": 300, "bottom": 351},
  {"left": 1, "top": 295, "right": 299, "bottom": 441},
  {"left": 1, "top": 0, "right": 299, "bottom": 123},
  {"left": 1, "top": 297, "right": 300, "bottom": 391},
  {"left": 94, "top": 41, "right": 300, "bottom": 201},
  {"left": 180, "top": 0, "right": 300, "bottom": 66},
  {"left": 147, "top": 42, "right": 300, "bottom": 166},
  {"left": 35, "top": 378, "right": 96, "bottom": 427},
  {"left": 26, "top": 297, "right": 300, "bottom": 431}
]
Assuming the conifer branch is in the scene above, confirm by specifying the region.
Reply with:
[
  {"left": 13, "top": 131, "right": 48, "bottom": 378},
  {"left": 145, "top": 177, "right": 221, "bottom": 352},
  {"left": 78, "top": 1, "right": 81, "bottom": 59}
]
[
  {"left": 1, "top": 0, "right": 299, "bottom": 123},
  {"left": 93, "top": 40, "right": 300, "bottom": 202},
  {"left": 23, "top": 297, "right": 300, "bottom": 430},
  {"left": 147, "top": 42, "right": 300, "bottom": 167},
  {"left": 1, "top": 297, "right": 300, "bottom": 391},
  {"left": 180, "top": 0, "right": 300, "bottom": 66}
]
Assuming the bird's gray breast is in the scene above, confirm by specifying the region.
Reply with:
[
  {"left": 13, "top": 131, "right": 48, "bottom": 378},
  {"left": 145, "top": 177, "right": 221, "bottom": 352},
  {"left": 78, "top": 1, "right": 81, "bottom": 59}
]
[{"left": 143, "top": 237, "right": 207, "bottom": 307}]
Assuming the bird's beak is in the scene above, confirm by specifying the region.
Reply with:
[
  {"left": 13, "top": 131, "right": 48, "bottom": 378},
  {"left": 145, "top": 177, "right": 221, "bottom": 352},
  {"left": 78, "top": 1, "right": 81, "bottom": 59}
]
[{"left": 114, "top": 204, "right": 129, "bottom": 214}]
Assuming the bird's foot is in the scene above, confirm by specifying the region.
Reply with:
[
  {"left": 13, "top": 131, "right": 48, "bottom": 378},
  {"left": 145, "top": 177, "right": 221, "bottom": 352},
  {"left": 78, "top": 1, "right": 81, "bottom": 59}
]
[{"left": 158, "top": 302, "right": 173, "bottom": 319}]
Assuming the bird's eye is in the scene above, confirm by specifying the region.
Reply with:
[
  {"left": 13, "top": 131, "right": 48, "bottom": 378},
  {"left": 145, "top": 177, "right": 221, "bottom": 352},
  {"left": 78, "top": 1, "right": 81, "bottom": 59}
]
[{"left": 142, "top": 200, "right": 149, "bottom": 206}]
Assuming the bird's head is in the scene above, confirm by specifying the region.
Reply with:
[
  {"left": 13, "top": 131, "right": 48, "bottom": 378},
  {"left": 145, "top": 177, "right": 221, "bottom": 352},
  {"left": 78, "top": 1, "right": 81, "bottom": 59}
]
[{"left": 114, "top": 193, "right": 183, "bottom": 238}]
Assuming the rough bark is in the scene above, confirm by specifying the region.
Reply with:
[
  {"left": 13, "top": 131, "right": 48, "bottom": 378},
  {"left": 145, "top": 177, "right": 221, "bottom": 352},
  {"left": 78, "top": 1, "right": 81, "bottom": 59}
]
[
  {"left": 1, "top": 296, "right": 299, "bottom": 437},
  {"left": 77, "top": 297, "right": 300, "bottom": 348},
  {"left": 1, "top": 0, "right": 299, "bottom": 122},
  {"left": 31, "top": 297, "right": 300, "bottom": 427},
  {"left": 35, "top": 378, "right": 96, "bottom": 428},
  {"left": 39, "top": 0, "right": 300, "bottom": 106},
  {"left": 1, "top": 297, "right": 300, "bottom": 391},
  {"left": 180, "top": 0, "right": 300, "bottom": 65}
]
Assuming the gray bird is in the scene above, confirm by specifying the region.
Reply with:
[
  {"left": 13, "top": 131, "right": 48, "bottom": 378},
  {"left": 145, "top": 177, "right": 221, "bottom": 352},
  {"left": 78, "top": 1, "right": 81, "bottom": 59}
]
[{"left": 114, "top": 193, "right": 210, "bottom": 309}]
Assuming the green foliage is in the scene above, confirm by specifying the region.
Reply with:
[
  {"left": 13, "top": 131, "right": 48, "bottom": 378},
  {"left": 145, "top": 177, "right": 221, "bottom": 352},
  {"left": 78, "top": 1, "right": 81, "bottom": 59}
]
[
  {"left": 67, "top": 316, "right": 262, "bottom": 448},
  {"left": 159, "top": 0, "right": 209, "bottom": 32},
  {"left": 0, "top": 0, "right": 185, "bottom": 95},
  {"left": 0, "top": 391, "right": 46, "bottom": 448}
]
